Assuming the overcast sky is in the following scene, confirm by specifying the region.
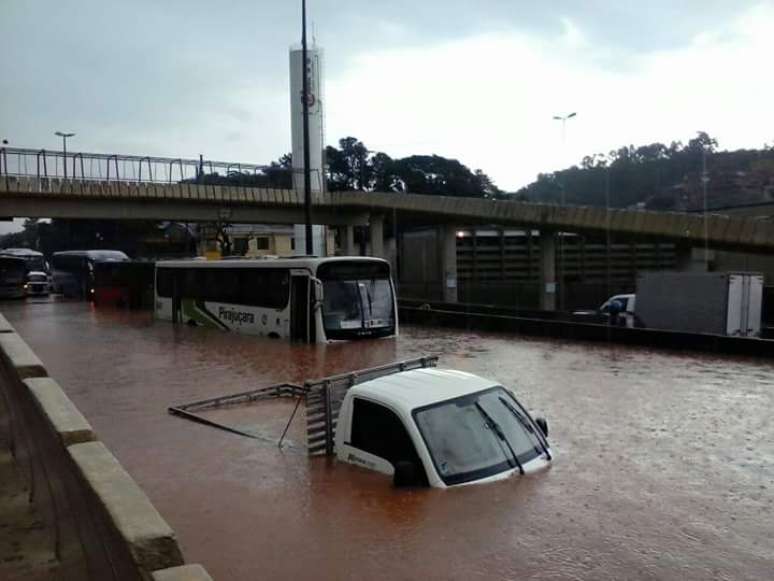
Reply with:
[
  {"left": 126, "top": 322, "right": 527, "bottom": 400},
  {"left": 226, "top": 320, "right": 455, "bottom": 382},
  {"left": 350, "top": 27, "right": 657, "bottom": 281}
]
[{"left": 2, "top": 0, "right": 773, "bottom": 199}]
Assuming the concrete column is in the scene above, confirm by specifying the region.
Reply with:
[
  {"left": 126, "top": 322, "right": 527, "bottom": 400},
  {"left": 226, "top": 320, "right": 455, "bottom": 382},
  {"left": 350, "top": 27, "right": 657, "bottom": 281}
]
[
  {"left": 439, "top": 224, "right": 458, "bottom": 303},
  {"left": 676, "top": 245, "right": 711, "bottom": 272},
  {"left": 369, "top": 214, "right": 384, "bottom": 258},
  {"left": 340, "top": 225, "right": 356, "bottom": 256},
  {"left": 540, "top": 231, "right": 557, "bottom": 311}
]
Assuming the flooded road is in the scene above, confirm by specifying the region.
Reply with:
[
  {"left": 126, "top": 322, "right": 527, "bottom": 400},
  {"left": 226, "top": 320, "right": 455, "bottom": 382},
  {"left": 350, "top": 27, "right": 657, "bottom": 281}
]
[{"left": 3, "top": 298, "right": 774, "bottom": 580}]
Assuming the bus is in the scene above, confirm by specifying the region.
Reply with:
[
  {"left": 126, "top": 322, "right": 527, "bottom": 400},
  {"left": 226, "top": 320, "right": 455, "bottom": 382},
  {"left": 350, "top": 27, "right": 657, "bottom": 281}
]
[
  {"left": 51, "top": 250, "right": 129, "bottom": 298},
  {"left": 0, "top": 256, "right": 27, "bottom": 299},
  {"left": 0, "top": 248, "right": 48, "bottom": 272},
  {"left": 154, "top": 257, "right": 398, "bottom": 343},
  {"left": 93, "top": 260, "right": 156, "bottom": 308}
]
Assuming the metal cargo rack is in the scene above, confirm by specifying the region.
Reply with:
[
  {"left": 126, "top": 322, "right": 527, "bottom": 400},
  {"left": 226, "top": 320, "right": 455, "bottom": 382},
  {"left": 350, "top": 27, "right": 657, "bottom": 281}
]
[
  {"left": 167, "top": 355, "right": 439, "bottom": 453},
  {"left": 168, "top": 382, "right": 307, "bottom": 443},
  {"left": 305, "top": 356, "right": 439, "bottom": 457}
]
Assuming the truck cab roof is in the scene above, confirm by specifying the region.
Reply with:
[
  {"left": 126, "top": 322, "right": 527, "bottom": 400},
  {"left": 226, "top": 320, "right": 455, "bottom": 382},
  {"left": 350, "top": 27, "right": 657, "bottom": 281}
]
[{"left": 349, "top": 368, "right": 497, "bottom": 412}]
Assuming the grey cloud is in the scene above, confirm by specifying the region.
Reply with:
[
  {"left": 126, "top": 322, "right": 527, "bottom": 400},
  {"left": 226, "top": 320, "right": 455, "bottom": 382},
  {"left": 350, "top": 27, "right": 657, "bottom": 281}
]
[{"left": 0, "top": 0, "right": 762, "bottom": 162}]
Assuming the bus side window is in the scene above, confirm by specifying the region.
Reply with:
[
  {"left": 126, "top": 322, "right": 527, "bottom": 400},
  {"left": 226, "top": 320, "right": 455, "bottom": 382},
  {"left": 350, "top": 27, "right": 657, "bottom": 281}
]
[{"left": 350, "top": 398, "right": 428, "bottom": 486}]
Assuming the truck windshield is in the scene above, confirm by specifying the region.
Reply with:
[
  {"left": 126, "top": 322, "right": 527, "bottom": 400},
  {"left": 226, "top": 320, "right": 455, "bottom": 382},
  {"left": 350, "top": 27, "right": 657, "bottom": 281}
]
[{"left": 413, "top": 387, "right": 543, "bottom": 486}]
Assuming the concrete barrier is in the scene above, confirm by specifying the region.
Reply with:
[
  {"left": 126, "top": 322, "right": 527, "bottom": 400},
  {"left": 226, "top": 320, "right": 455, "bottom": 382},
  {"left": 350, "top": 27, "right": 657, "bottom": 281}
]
[
  {"left": 152, "top": 564, "right": 214, "bottom": 581},
  {"left": 0, "top": 332, "right": 47, "bottom": 379},
  {"left": 69, "top": 441, "right": 185, "bottom": 573},
  {"left": 24, "top": 377, "right": 96, "bottom": 446},
  {"left": 0, "top": 325, "right": 213, "bottom": 579},
  {"left": 0, "top": 312, "right": 15, "bottom": 333}
]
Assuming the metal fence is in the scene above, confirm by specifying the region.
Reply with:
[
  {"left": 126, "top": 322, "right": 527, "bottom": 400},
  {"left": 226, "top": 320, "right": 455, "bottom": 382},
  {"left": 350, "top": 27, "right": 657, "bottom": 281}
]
[{"left": 0, "top": 146, "right": 269, "bottom": 184}]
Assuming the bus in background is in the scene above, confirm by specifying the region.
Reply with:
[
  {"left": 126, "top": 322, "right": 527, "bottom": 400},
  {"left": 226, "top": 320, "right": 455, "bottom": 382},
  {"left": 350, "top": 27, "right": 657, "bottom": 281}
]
[
  {"left": 0, "top": 256, "right": 27, "bottom": 299},
  {"left": 52, "top": 250, "right": 129, "bottom": 299},
  {"left": 0, "top": 248, "right": 48, "bottom": 272},
  {"left": 155, "top": 257, "right": 397, "bottom": 343},
  {"left": 0, "top": 248, "right": 51, "bottom": 296},
  {"left": 93, "top": 260, "right": 156, "bottom": 308}
]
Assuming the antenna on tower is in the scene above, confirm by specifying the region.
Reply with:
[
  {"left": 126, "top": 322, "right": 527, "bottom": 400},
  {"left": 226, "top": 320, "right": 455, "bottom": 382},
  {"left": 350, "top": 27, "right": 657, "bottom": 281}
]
[{"left": 312, "top": 21, "right": 317, "bottom": 46}]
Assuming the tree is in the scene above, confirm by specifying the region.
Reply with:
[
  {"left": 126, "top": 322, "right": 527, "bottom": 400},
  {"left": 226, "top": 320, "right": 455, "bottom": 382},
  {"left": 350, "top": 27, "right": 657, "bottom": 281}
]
[
  {"left": 370, "top": 152, "right": 400, "bottom": 192},
  {"left": 325, "top": 137, "right": 372, "bottom": 191}
]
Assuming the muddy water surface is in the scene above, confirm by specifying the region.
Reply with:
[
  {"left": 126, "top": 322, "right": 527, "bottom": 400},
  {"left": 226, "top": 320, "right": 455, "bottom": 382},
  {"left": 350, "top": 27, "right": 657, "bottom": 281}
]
[{"left": 4, "top": 299, "right": 774, "bottom": 580}]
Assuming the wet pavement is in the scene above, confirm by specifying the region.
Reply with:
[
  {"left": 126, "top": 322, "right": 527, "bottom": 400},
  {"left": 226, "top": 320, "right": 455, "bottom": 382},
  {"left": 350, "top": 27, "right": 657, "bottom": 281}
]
[
  {"left": 3, "top": 298, "right": 774, "bottom": 580},
  {"left": 0, "top": 391, "right": 59, "bottom": 580}
]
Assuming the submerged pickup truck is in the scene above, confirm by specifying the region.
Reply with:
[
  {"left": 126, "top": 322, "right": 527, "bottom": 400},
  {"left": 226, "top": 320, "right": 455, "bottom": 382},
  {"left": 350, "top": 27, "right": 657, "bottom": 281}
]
[
  {"left": 332, "top": 366, "right": 552, "bottom": 488},
  {"left": 171, "top": 356, "right": 552, "bottom": 489}
]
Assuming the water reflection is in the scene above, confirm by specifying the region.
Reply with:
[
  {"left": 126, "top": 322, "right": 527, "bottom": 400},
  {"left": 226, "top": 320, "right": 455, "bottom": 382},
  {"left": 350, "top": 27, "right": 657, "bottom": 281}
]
[{"left": 2, "top": 299, "right": 773, "bottom": 581}]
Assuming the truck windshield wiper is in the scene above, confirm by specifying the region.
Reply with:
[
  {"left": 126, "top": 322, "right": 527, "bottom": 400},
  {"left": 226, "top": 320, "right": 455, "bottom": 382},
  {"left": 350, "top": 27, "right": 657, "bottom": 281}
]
[
  {"left": 498, "top": 396, "right": 552, "bottom": 461},
  {"left": 475, "top": 402, "right": 524, "bottom": 475}
]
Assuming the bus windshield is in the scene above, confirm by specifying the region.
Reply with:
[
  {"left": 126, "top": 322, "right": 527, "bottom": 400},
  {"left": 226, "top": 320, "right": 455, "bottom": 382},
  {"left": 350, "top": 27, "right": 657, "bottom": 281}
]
[
  {"left": 318, "top": 261, "right": 395, "bottom": 339},
  {"left": 0, "top": 250, "right": 47, "bottom": 272}
]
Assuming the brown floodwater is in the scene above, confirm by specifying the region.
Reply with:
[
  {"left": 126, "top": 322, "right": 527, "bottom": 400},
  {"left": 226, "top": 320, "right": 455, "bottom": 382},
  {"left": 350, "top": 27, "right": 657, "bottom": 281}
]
[{"left": 3, "top": 298, "right": 774, "bottom": 580}]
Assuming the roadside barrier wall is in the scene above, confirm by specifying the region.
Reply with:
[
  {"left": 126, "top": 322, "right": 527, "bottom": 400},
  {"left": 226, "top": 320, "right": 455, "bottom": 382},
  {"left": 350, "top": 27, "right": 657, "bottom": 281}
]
[{"left": 0, "top": 312, "right": 212, "bottom": 580}]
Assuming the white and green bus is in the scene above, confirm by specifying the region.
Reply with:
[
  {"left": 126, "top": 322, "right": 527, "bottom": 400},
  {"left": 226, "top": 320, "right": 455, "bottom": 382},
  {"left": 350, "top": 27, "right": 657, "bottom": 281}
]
[{"left": 154, "top": 257, "right": 398, "bottom": 343}]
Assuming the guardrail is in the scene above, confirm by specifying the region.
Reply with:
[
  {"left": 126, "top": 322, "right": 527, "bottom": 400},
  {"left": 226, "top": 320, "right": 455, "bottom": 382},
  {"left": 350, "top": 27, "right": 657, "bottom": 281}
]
[
  {"left": 0, "top": 146, "right": 267, "bottom": 185},
  {"left": 0, "top": 312, "right": 213, "bottom": 580},
  {"left": 399, "top": 301, "right": 774, "bottom": 357}
]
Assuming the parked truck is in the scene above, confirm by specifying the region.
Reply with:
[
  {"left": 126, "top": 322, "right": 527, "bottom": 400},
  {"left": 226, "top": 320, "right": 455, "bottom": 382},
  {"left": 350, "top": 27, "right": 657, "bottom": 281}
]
[{"left": 635, "top": 271, "right": 763, "bottom": 337}]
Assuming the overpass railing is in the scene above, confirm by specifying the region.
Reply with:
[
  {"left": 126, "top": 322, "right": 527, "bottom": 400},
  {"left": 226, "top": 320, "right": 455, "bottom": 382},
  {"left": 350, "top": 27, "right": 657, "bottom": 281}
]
[{"left": 0, "top": 146, "right": 269, "bottom": 185}]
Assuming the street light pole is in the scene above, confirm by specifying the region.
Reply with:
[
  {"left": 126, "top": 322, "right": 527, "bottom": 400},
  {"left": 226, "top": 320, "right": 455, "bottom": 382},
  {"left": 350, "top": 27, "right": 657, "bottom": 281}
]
[
  {"left": 301, "top": 0, "right": 313, "bottom": 255},
  {"left": 701, "top": 141, "right": 709, "bottom": 270},
  {"left": 55, "top": 131, "right": 75, "bottom": 180},
  {"left": 552, "top": 112, "right": 577, "bottom": 204},
  {"left": 551, "top": 112, "right": 577, "bottom": 311}
]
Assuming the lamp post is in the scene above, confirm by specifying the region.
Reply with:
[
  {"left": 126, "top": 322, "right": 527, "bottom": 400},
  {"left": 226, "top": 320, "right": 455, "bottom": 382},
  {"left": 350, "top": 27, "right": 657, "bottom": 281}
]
[
  {"left": 552, "top": 112, "right": 577, "bottom": 311},
  {"left": 300, "top": 0, "right": 313, "bottom": 255},
  {"left": 700, "top": 139, "right": 709, "bottom": 270},
  {"left": 55, "top": 131, "right": 75, "bottom": 179}
]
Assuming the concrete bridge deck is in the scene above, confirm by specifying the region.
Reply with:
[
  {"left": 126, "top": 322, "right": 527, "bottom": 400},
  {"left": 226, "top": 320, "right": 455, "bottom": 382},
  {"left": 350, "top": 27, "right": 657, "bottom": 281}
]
[{"left": 2, "top": 176, "right": 774, "bottom": 252}]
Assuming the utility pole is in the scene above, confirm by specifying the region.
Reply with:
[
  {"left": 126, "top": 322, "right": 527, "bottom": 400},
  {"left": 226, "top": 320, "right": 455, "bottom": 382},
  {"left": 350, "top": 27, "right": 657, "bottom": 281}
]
[
  {"left": 301, "top": 0, "right": 313, "bottom": 255},
  {"left": 701, "top": 141, "right": 709, "bottom": 270},
  {"left": 551, "top": 112, "right": 577, "bottom": 311},
  {"left": 55, "top": 131, "right": 75, "bottom": 180}
]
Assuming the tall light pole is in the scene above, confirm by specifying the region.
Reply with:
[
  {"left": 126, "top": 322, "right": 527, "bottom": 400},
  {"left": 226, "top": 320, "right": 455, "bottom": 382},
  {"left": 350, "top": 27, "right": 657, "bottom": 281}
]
[
  {"left": 55, "top": 131, "right": 75, "bottom": 179},
  {"left": 301, "top": 0, "right": 313, "bottom": 255},
  {"left": 700, "top": 138, "right": 709, "bottom": 270},
  {"left": 552, "top": 112, "right": 576, "bottom": 311}
]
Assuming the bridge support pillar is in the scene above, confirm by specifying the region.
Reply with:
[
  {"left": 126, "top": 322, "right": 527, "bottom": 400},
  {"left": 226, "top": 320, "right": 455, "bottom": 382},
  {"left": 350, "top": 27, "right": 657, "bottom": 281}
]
[
  {"left": 676, "top": 245, "right": 712, "bottom": 272},
  {"left": 540, "top": 231, "right": 557, "bottom": 311},
  {"left": 440, "top": 224, "right": 458, "bottom": 303},
  {"left": 340, "top": 225, "right": 356, "bottom": 256},
  {"left": 369, "top": 214, "right": 385, "bottom": 258}
]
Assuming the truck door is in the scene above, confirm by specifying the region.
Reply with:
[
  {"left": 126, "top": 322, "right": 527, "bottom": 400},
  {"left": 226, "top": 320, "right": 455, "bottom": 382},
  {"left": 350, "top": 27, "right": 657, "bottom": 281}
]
[
  {"left": 343, "top": 398, "right": 428, "bottom": 486},
  {"left": 728, "top": 274, "right": 764, "bottom": 337}
]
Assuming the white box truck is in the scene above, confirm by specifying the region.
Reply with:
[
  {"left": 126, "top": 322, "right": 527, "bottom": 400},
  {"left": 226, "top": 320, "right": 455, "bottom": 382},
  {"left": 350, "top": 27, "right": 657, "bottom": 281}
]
[{"left": 634, "top": 272, "right": 764, "bottom": 337}]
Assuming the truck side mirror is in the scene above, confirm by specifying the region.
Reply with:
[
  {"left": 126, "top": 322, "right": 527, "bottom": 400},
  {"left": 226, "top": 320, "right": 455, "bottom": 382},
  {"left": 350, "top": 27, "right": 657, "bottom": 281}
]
[
  {"left": 393, "top": 461, "right": 418, "bottom": 487},
  {"left": 535, "top": 417, "right": 548, "bottom": 438}
]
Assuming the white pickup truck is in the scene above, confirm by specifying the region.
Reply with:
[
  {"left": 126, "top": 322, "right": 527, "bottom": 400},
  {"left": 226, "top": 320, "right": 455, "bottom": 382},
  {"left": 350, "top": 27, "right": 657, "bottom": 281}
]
[
  {"left": 572, "top": 293, "right": 637, "bottom": 327},
  {"left": 331, "top": 366, "right": 552, "bottom": 488},
  {"left": 171, "top": 356, "right": 552, "bottom": 489}
]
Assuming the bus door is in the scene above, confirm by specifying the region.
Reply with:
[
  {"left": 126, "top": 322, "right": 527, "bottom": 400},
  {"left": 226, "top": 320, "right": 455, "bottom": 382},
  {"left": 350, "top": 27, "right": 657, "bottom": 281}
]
[
  {"left": 290, "top": 273, "right": 315, "bottom": 343},
  {"left": 172, "top": 270, "right": 182, "bottom": 324}
]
